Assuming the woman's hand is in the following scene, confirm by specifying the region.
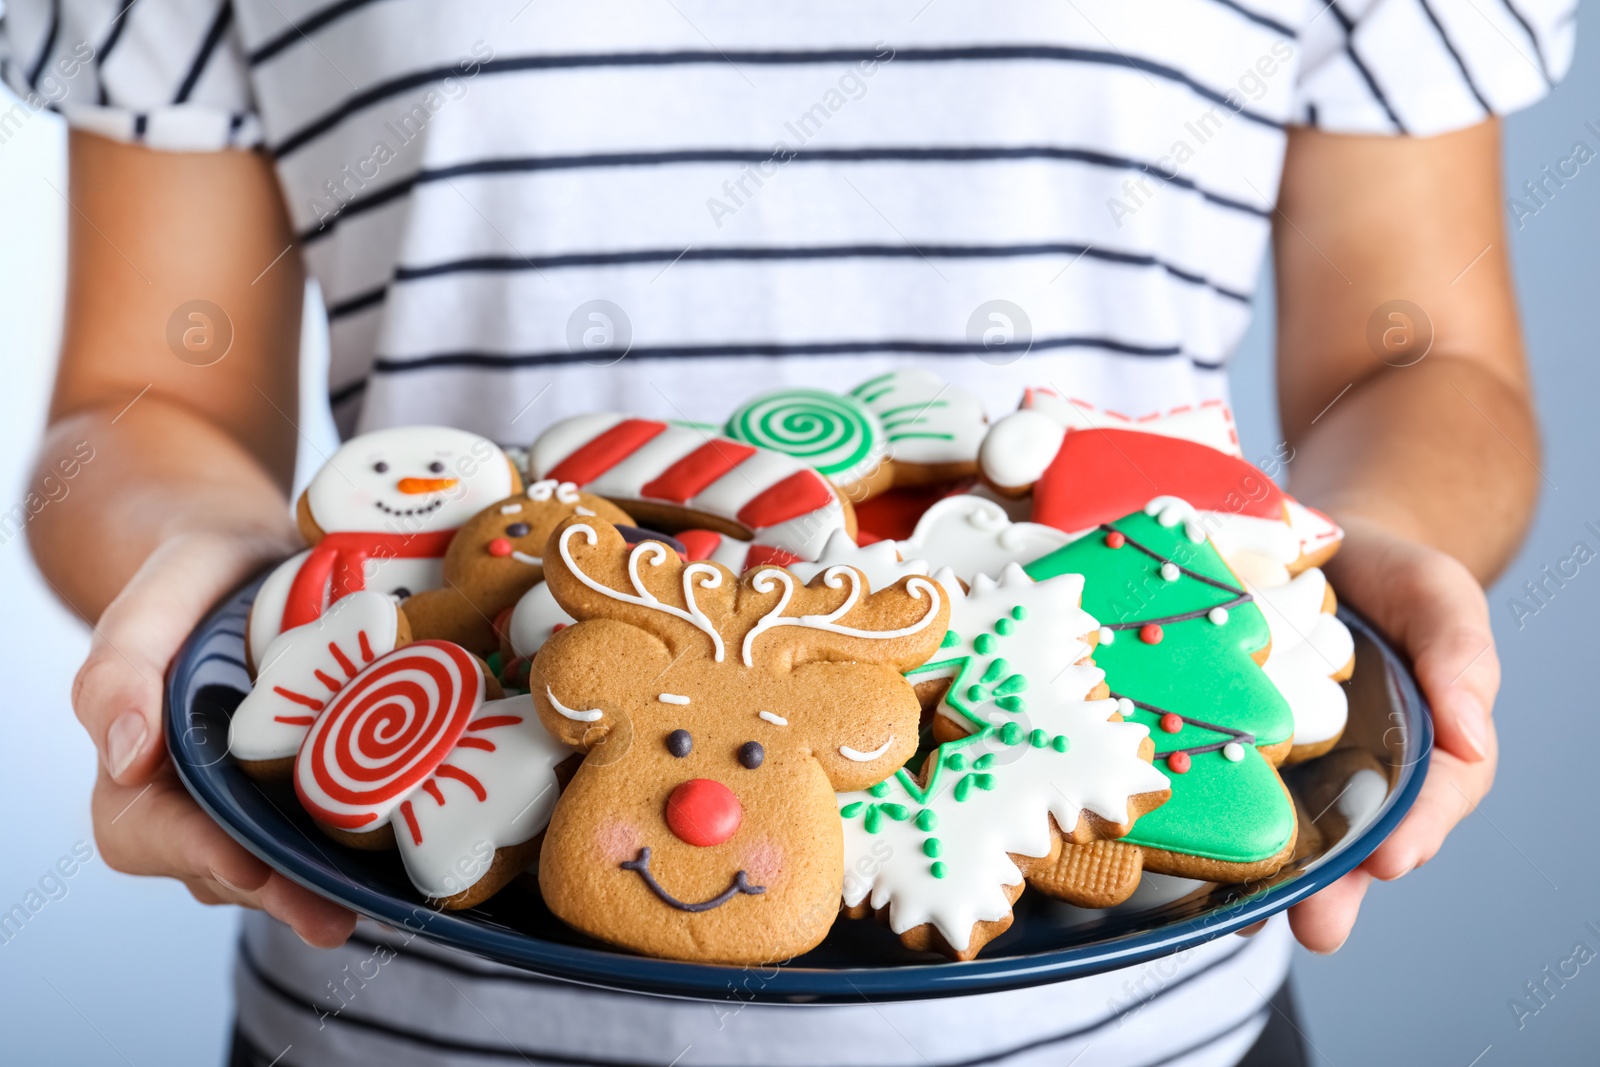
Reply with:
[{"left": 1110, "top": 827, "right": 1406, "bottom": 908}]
[
  {"left": 1285, "top": 515, "right": 1498, "bottom": 952},
  {"left": 73, "top": 528, "right": 356, "bottom": 947}
]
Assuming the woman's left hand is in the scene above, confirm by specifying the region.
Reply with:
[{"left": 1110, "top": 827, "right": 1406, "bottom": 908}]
[{"left": 1284, "top": 514, "right": 1498, "bottom": 952}]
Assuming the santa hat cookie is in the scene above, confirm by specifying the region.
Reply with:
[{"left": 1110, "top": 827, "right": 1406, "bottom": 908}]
[
  {"left": 527, "top": 414, "right": 855, "bottom": 566},
  {"left": 980, "top": 396, "right": 1341, "bottom": 577},
  {"left": 293, "top": 640, "right": 565, "bottom": 909},
  {"left": 248, "top": 427, "right": 521, "bottom": 668}
]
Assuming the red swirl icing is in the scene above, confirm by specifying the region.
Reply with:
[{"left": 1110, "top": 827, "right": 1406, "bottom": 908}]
[{"left": 294, "top": 641, "right": 482, "bottom": 829}]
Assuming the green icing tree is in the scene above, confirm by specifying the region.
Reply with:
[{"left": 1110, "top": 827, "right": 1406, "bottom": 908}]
[{"left": 1025, "top": 508, "right": 1297, "bottom": 867}]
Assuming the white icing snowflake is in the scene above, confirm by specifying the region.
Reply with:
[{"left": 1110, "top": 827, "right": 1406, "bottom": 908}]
[
  {"left": 1249, "top": 568, "right": 1354, "bottom": 747},
  {"left": 893, "top": 495, "right": 1068, "bottom": 583}
]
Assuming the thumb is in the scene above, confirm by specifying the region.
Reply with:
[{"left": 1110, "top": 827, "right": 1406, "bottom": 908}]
[{"left": 73, "top": 531, "right": 288, "bottom": 785}]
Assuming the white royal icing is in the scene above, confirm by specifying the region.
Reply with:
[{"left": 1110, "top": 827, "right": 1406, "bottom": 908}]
[
  {"left": 306, "top": 426, "right": 515, "bottom": 534},
  {"left": 848, "top": 369, "right": 988, "bottom": 467},
  {"left": 558, "top": 523, "right": 727, "bottom": 661},
  {"left": 507, "top": 581, "right": 577, "bottom": 660},
  {"left": 740, "top": 567, "right": 943, "bottom": 668},
  {"left": 545, "top": 686, "right": 604, "bottom": 723},
  {"left": 839, "top": 691, "right": 1168, "bottom": 953},
  {"left": 1251, "top": 568, "right": 1354, "bottom": 747},
  {"left": 248, "top": 549, "right": 312, "bottom": 669},
  {"left": 1021, "top": 392, "right": 1242, "bottom": 457},
  {"left": 231, "top": 591, "right": 401, "bottom": 762},
  {"left": 893, "top": 495, "right": 1069, "bottom": 584},
  {"left": 394, "top": 694, "right": 568, "bottom": 901},
  {"left": 917, "top": 563, "right": 1104, "bottom": 732},
  {"left": 657, "top": 693, "right": 691, "bottom": 705},
  {"left": 788, "top": 530, "right": 930, "bottom": 592},
  {"left": 839, "top": 737, "right": 895, "bottom": 762},
  {"left": 758, "top": 711, "right": 788, "bottom": 726},
  {"left": 977, "top": 410, "right": 1065, "bottom": 489}
]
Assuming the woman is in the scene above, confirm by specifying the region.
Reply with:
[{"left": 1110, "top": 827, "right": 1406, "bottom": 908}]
[{"left": 5, "top": 1, "right": 1568, "bottom": 1063}]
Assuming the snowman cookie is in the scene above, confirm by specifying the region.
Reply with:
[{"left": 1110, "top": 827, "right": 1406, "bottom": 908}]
[{"left": 247, "top": 427, "right": 521, "bottom": 669}]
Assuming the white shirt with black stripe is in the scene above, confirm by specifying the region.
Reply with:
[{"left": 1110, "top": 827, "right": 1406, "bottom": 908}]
[{"left": 2, "top": 2, "right": 1571, "bottom": 1065}]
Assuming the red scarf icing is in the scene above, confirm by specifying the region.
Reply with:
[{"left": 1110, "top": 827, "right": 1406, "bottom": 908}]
[{"left": 281, "top": 529, "right": 456, "bottom": 630}]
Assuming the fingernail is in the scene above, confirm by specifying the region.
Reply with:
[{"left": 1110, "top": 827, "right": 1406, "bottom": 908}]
[
  {"left": 105, "top": 712, "right": 148, "bottom": 779},
  {"left": 211, "top": 870, "right": 245, "bottom": 894},
  {"left": 1455, "top": 694, "right": 1489, "bottom": 761},
  {"left": 296, "top": 929, "right": 323, "bottom": 949},
  {"left": 1313, "top": 935, "right": 1349, "bottom": 956}
]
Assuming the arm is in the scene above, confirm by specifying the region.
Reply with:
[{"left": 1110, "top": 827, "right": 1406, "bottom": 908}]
[
  {"left": 1273, "top": 119, "right": 1529, "bottom": 950},
  {"left": 34, "top": 129, "right": 353, "bottom": 945}
]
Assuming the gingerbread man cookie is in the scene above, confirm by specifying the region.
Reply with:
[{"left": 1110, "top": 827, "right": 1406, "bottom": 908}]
[
  {"left": 529, "top": 518, "right": 949, "bottom": 964},
  {"left": 401, "top": 479, "right": 631, "bottom": 655}
]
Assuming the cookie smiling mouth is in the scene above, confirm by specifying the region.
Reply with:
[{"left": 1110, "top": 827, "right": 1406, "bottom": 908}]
[
  {"left": 620, "top": 847, "right": 765, "bottom": 912},
  {"left": 375, "top": 497, "right": 445, "bottom": 518}
]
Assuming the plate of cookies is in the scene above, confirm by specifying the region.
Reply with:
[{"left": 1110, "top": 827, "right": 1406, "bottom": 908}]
[{"left": 167, "top": 375, "right": 1432, "bottom": 1002}]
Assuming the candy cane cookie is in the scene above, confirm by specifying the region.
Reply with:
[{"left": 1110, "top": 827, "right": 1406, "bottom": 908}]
[{"left": 527, "top": 414, "right": 854, "bottom": 565}]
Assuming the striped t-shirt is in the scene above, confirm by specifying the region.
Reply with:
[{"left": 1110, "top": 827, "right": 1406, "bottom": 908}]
[{"left": 3, "top": 1, "right": 1571, "bottom": 1065}]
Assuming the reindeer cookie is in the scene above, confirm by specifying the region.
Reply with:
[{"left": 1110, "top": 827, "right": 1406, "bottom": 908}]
[
  {"left": 291, "top": 640, "right": 566, "bottom": 909},
  {"left": 401, "top": 480, "right": 632, "bottom": 655},
  {"left": 529, "top": 518, "right": 949, "bottom": 964},
  {"left": 248, "top": 426, "right": 521, "bottom": 669}
]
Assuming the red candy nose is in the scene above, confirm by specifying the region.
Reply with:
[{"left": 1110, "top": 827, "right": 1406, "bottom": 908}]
[
  {"left": 486, "top": 538, "right": 513, "bottom": 557},
  {"left": 665, "top": 779, "right": 742, "bottom": 847}
]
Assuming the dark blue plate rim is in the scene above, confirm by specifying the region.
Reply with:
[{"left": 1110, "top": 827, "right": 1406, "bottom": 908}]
[{"left": 167, "top": 573, "right": 1432, "bottom": 1003}]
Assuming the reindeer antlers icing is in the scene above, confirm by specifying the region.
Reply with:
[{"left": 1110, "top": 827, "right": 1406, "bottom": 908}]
[
  {"left": 558, "top": 523, "right": 727, "bottom": 660},
  {"left": 556, "top": 522, "right": 945, "bottom": 669},
  {"left": 741, "top": 567, "right": 943, "bottom": 667}
]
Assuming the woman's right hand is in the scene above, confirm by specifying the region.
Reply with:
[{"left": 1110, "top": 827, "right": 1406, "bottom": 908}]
[{"left": 73, "top": 528, "right": 356, "bottom": 947}]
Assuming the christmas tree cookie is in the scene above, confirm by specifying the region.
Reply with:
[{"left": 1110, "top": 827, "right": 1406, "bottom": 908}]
[
  {"left": 1025, "top": 505, "right": 1300, "bottom": 882},
  {"left": 839, "top": 564, "right": 1170, "bottom": 959}
]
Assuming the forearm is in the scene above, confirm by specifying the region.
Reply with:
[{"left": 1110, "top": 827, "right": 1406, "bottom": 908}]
[
  {"left": 28, "top": 397, "right": 298, "bottom": 622},
  {"left": 1285, "top": 355, "right": 1539, "bottom": 584}
]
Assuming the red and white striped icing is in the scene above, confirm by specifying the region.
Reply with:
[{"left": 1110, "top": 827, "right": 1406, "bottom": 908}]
[
  {"left": 294, "top": 641, "right": 484, "bottom": 831},
  {"left": 527, "top": 414, "right": 848, "bottom": 562}
]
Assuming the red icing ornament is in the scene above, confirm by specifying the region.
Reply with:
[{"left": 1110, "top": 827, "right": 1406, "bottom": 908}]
[
  {"left": 1105, "top": 531, "right": 1126, "bottom": 549},
  {"left": 1140, "top": 623, "right": 1164, "bottom": 644},
  {"left": 486, "top": 538, "right": 513, "bottom": 557},
  {"left": 665, "top": 778, "right": 743, "bottom": 847},
  {"left": 1166, "top": 751, "right": 1192, "bottom": 774},
  {"left": 1159, "top": 713, "right": 1183, "bottom": 734}
]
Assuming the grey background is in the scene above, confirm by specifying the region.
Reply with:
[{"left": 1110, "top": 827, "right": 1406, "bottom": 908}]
[{"left": 0, "top": 17, "right": 1596, "bottom": 1066}]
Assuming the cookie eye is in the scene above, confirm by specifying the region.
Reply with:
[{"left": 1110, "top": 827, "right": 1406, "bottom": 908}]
[
  {"left": 428, "top": 460, "right": 446, "bottom": 473},
  {"left": 505, "top": 522, "right": 531, "bottom": 537},
  {"left": 373, "top": 461, "right": 389, "bottom": 473},
  {"left": 666, "top": 729, "right": 692, "bottom": 758},
  {"left": 737, "top": 741, "right": 764, "bottom": 769}
]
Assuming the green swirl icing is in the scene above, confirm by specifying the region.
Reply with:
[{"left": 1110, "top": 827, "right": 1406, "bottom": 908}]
[{"left": 724, "top": 388, "right": 884, "bottom": 480}]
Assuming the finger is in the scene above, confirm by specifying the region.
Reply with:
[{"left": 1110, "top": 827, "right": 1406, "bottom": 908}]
[
  {"left": 1235, "top": 920, "right": 1268, "bottom": 939},
  {"left": 1361, "top": 752, "right": 1493, "bottom": 879},
  {"left": 257, "top": 874, "right": 358, "bottom": 948},
  {"left": 92, "top": 768, "right": 273, "bottom": 891},
  {"left": 1287, "top": 868, "right": 1372, "bottom": 953},
  {"left": 1391, "top": 555, "right": 1499, "bottom": 765},
  {"left": 73, "top": 531, "right": 287, "bottom": 785}
]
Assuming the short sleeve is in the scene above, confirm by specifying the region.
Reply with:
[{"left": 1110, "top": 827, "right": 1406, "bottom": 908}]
[
  {"left": 1, "top": 0, "right": 261, "bottom": 150},
  {"left": 1293, "top": 0, "right": 1578, "bottom": 136}
]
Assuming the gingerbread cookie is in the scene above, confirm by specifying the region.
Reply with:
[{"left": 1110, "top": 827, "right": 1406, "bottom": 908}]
[
  {"left": 842, "top": 564, "right": 1169, "bottom": 959},
  {"left": 248, "top": 426, "right": 521, "bottom": 668},
  {"left": 528, "top": 518, "right": 948, "bottom": 964},
  {"left": 722, "top": 370, "right": 987, "bottom": 502},
  {"left": 528, "top": 415, "right": 854, "bottom": 564},
  {"left": 1025, "top": 504, "right": 1300, "bottom": 882},
  {"left": 401, "top": 480, "right": 632, "bottom": 655},
  {"left": 291, "top": 640, "right": 564, "bottom": 909},
  {"left": 231, "top": 590, "right": 411, "bottom": 778}
]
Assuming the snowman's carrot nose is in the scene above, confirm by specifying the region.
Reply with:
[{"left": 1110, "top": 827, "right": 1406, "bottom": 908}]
[{"left": 397, "top": 477, "right": 459, "bottom": 494}]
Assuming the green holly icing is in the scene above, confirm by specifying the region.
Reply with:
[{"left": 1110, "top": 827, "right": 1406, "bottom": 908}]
[{"left": 1025, "top": 509, "right": 1296, "bottom": 865}]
